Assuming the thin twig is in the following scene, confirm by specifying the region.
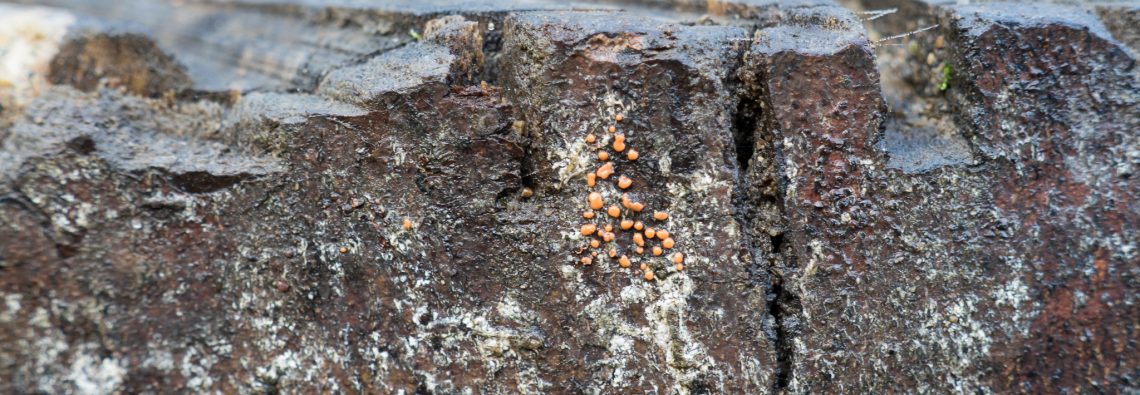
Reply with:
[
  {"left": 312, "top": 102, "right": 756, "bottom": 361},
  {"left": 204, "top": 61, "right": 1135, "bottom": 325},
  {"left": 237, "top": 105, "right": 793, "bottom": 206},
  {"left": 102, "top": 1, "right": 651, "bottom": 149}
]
[
  {"left": 874, "top": 24, "right": 939, "bottom": 46},
  {"left": 857, "top": 8, "right": 897, "bottom": 21}
]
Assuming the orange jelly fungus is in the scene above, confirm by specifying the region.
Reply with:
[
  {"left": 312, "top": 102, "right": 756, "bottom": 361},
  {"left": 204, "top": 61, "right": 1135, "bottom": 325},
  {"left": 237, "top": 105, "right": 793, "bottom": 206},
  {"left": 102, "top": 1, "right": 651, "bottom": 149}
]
[
  {"left": 617, "top": 176, "right": 632, "bottom": 189},
  {"left": 596, "top": 162, "right": 615, "bottom": 179},
  {"left": 580, "top": 224, "right": 597, "bottom": 236},
  {"left": 588, "top": 192, "right": 604, "bottom": 210},
  {"left": 607, "top": 205, "right": 621, "bottom": 218}
]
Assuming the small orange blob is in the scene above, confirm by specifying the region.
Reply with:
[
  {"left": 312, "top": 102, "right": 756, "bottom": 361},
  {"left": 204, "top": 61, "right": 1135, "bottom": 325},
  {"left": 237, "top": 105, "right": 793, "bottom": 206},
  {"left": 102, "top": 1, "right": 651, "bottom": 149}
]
[
  {"left": 603, "top": 232, "right": 616, "bottom": 242},
  {"left": 581, "top": 224, "right": 597, "bottom": 236},
  {"left": 619, "top": 255, "right": 631, "bottom": 268},
  {"left": 588, "top": 192, "right": 604, "bottom": 210},
  {"left": 645, "top": 228, "right": 656, "bottom": 239},
  {"left": 640, "top": 262, "right": 647, "bottom": 270},
  {"left": 587, "top": 173, "right": 596, "bottom": 187},
  {"left": 521, "top": 187, "right": 534, "bottom": 198},
  {"left": 339, "top": 247, "right": 349, "bottom": 254},
  {"left": 583, "top": 211, "right": 595, "bottom": 219},
  {"left": 607, "top": 205, "right": 621, "bottom": 218},
  {"left": 608, "top": 248, "right": 617, "bottom": 258},
  {"left": 633, "top": 233, "right": 645, "bottom": 247},
  {"left": 598, "top": 151, "right": 610, "bottom": 161},
  {"left": 631, "top": 202, "right": 645, "bottom": 212},
  {"left": 662, "top": 237, "right": 675, "bottom": 249},
  {"left": 653, "top": 211, "right": 668, "bottom": 221},
  {"left": 581, "top": 257, "right": 593, "bottom": 265},
  {"left": 613, "top": 140, "right": 626, "bottom": 152},
  {"left": 644, "top": 270, "right": 655, "bottom": 281},
  {"left": 590, "top": 239, "right": 600, "bottom": 248},
  {"left": 636, "top": 246, "right": 645, "bottom": 255},
  {"left": 652, "top": 246, "right": 663, "bottom": 256},
  {"left": 672, "top": 252, "right": 684, "bottom": 264},
  {"left": 621, "top": 193, "right": 633, "bottom": 209},
  {"left": 614, "top": 134, "right": 626, "bottom": 143},
  {"left": 596, "top": 162, "right": 615, "bottom": 180},
  {"left": 608, "top": 125, "right": 616, "bottom": 133},
  {"left": 675, "top": 263, "right": 684, "bottom": 271},
  {"left": 604, "top": 224, "right": 614, "bottom": 232},
  {"left": 586, "top": 134, "right": 597, "bottom": 143},
  {"left": 617, "top": 176, "right": 632, "bottom": 189},
  {"left": 657, "top": 230, "right": 670, "bottom": 240},
  {"left": 615, "top": 114, "right": 624, "bottom": 122},
  {"left": 403, "top": 218, "right": 413, "bottom": 230},
  {"left": 634, "top": 221, "right": 644, "bottom": 231},
  {"left": 620, "top": 219, "right": 634, "bottom": 230},
  {"left": 627, "top": 149, "right": 639, "bottom": 161}
]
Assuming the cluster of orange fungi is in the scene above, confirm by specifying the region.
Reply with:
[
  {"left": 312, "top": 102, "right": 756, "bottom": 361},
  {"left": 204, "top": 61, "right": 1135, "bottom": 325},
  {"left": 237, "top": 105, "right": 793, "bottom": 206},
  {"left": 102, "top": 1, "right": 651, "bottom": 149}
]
[{"left": 578, "top": 114, "right": 684, "bottom": 282}]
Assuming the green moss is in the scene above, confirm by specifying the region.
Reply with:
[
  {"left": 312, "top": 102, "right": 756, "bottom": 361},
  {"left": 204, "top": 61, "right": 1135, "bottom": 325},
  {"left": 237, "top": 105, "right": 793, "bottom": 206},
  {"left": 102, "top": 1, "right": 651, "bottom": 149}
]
[{"left": 938, "top": 63, "right": 952, "bottom": 92}]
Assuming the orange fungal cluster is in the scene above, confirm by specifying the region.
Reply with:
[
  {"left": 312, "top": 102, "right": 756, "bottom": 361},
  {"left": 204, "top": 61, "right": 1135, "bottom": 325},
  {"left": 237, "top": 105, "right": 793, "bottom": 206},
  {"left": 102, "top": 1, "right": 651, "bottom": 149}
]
[{"left": 575, "top": 113, "right": 685, "bottom": 282}]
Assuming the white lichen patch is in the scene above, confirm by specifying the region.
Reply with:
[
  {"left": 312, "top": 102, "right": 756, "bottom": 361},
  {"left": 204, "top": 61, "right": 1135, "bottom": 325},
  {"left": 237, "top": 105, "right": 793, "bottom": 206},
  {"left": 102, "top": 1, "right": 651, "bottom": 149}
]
[
  {"left": 0, "top": 5, "right": 74, "bottom": 109},
  {"left": 916, "top": 295, "right": 995, "bottom": 390},
  {"left": 619, "top": 284, "right": 648, "bottom": 304},
  {"left": 16, "top": 306, "right": 131, "bottom": 394},
  {"left": 66, "top": 346, "right": 127, "bottom": 395},
  {"left": 1, "top": 293, "right": 22, "bottom": 323},
  {"left": 647, "top": 274, "right": 712, "bottom": 394},
  {"left": 549, "top": 131, "right": 594, "bottom": 190}
]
